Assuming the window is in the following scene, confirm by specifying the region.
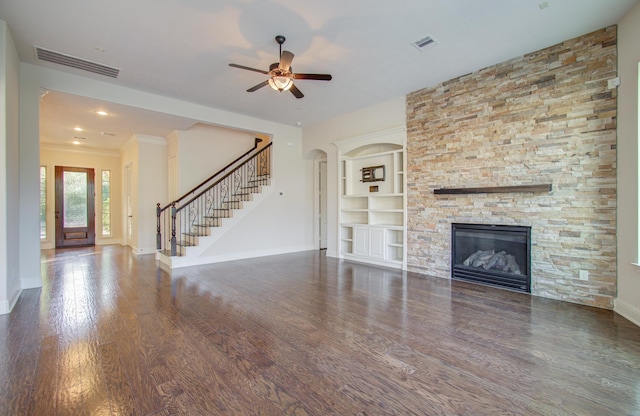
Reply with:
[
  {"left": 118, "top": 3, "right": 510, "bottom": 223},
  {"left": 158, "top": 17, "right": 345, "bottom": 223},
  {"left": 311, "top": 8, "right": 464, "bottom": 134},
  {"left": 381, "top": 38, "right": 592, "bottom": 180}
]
[
  {"left": 101, "top": 170, "right": 111, "bottom": 236},
  {"left": 40, "top": 166, "right": 46, "bottom": 240}
]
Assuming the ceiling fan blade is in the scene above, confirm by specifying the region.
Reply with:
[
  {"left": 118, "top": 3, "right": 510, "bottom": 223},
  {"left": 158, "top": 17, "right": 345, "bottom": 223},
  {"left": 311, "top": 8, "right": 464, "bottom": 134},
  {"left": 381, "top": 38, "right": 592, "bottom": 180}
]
[
  {"left": 292, "top": 73, "right": 332, "bottom": 81},
  {"left": 247, "top": 80, "right": 270, "bottom": 92},
  {"left": 279, "top": 51, "right": 294, "bottom": 71},
  {"left": 289, "top": 83, "right": 304, "bottom": 99},
  {"left": 229, "top": 63, "right": 269, "bottom": 74}
]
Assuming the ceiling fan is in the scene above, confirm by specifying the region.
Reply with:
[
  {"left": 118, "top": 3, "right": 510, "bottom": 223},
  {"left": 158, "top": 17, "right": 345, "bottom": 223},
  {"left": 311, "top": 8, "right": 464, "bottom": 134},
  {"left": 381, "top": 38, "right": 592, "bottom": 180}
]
[{"left": 229, "top": 35, "right": 332, "bottom": 99}]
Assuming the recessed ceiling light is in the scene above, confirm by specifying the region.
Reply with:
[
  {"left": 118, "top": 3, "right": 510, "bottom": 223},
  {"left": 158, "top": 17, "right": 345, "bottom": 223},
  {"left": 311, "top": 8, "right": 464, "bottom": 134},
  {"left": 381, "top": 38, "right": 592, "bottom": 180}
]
[
  {"left": 74, "top": 127, "right": 83, "bottom": 132},
  {"left": 96, "top": 110, "right": 108, "bottom": 116},
  {"left": 72, "top": 140, "right": 81, "bottom": 145}
]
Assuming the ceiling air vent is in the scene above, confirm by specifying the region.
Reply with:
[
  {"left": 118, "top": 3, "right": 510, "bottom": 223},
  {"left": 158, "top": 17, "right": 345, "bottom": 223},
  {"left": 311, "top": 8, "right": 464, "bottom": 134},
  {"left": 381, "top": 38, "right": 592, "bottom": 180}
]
[
  {"left": 412, "top": 35, "right": 438, "bottom": 51},
  {"left": 34, "top": 46, "right": 120, "bottom": 78}
]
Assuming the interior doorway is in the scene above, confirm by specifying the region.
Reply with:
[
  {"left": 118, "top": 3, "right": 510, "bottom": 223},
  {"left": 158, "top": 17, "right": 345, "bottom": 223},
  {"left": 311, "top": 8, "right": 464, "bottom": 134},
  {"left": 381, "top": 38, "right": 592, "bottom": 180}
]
[{"left": 55, "top": 166, "right": 96, "bottom": 247}]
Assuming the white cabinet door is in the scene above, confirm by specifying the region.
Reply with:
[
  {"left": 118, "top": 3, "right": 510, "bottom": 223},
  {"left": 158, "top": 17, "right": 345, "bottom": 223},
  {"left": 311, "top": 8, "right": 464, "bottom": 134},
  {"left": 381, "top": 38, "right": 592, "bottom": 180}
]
[
  {"left": 369, "top": 227, "right": 385, "bottom": 259},
  {"left": 353, "top": 226, "right": 369, "bottom": 257},
  {"left": 353, "top": 226, "right": 385, "bottom": 259}
]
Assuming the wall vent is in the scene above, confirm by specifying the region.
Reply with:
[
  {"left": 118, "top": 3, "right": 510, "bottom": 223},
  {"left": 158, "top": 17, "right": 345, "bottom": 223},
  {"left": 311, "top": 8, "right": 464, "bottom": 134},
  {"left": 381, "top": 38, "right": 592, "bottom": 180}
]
[
  {"left": 34, "top": 46, "right": 120, "bottom": 78},
  {"left": 412, "top": 35, "right": 438, "bottom": 51}
]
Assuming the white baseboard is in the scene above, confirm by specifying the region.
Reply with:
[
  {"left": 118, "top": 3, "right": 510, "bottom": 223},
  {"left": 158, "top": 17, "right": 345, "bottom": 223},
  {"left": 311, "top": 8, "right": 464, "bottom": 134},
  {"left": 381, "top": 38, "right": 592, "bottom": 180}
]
[
  {"left": 614, "top": 298, "right": 640, "bottom": 328},
  {"left": 40, "top": 241, "right": 54, "bottom": 250},
  {"left": 42, "top": 239, "right": 123, "bottom": 250},
  {"left": 325, "top": 249, "right": 338, "bottom": 258},
  {"left": 342, "top": 253, "right": 404, "bottom": 270},
  {"left": 0, "top": 299, "right": 9, "bottom": 315},
  {"left": 21, "top": 277, "right": 42, "bottom": 289},
  {"left": 97, "top": 238, "right": 123, "bottom": 246},
  {"left": 0, "top": 288, "right": 22, "bottom": 315},
  {"left": 168, "top": 245, "right": 316, "bottom": 269},
  {"left": 132, "top": 246, "right": 157, "bottom": 256}
]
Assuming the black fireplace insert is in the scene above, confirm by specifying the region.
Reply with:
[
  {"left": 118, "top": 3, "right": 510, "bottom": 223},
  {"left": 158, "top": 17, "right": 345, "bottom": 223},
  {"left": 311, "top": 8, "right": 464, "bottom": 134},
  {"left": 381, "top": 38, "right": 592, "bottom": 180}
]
[{"left": 451, "top": 223, "right": 531, "bottom": 293}]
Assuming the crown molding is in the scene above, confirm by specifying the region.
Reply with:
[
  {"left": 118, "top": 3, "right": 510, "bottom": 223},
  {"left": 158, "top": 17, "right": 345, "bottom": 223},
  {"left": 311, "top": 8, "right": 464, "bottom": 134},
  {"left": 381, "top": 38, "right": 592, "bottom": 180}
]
[{"left": 40, "top": 143, "right": 120, "bottom": 157}]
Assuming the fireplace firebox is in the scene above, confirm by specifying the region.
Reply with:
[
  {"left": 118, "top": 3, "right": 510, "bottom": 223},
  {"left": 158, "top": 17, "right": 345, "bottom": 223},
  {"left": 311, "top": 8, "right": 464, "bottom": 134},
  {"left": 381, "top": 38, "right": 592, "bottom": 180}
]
[{"left": 451, "top": 223, "right": 531, "bottom": 293}]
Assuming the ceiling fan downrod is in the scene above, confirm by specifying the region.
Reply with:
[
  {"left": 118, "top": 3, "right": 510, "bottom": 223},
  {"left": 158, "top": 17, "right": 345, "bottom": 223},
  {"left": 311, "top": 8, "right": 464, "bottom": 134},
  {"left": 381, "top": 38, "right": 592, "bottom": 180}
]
[{"left": 275, "top": 35, "right": 286, "bottom": 59}]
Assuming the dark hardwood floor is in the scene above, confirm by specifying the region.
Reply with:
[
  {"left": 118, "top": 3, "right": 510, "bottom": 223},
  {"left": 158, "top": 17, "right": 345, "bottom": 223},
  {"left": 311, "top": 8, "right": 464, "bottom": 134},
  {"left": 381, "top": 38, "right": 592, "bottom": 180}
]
[{"left": 1, "top": 245, "right": 639, "bottom": 415}]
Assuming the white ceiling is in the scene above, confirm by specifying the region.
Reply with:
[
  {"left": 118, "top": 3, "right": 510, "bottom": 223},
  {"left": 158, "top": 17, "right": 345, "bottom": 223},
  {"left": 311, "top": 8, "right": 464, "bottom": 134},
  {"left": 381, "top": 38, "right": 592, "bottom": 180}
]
[
  {"left": 1, "top": 0, "right": 637, "bottom": 150},
  {"left": 39, "top": 91, "right": 198, "bottom": 150}
]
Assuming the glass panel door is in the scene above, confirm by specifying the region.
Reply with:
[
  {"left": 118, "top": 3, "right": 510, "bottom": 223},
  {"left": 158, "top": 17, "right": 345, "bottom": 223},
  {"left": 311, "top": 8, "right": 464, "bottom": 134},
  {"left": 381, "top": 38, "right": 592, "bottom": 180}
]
[{"left": 55, "top": 166, "right": 95, "bottom": 247}]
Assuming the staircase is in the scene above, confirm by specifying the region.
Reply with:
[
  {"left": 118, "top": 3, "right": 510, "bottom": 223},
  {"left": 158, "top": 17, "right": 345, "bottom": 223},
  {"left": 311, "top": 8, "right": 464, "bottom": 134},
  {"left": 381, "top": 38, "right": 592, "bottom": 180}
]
[{"left": 155, "top": 139, "right": 272, "bottom": 269}]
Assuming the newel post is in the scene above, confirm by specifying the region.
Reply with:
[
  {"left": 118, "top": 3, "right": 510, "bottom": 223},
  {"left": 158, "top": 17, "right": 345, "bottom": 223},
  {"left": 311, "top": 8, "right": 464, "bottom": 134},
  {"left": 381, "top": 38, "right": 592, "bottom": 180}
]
[
  {"left": 156, "top": 203, "right": 161, "bottom": 250},
  {"left": 170, "top": 203, "right": 177, "bottom": 256}
]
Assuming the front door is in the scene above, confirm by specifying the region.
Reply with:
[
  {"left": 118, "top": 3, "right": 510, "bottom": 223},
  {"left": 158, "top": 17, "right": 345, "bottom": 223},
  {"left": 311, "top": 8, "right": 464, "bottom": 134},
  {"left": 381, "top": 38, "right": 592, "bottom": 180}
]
[{"left": 55, "top": 166, "right": 96, "bottom": 247}]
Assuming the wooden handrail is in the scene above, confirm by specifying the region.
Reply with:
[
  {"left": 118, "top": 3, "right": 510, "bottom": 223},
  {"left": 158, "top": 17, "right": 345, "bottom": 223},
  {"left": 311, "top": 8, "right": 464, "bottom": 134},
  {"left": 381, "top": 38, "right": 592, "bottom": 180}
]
[
  {"left": 157, "top": 141, "right": 272, "bottom": 253},
  {"left": 176, "top": 142, "right": 272, "bottom": 212},
  {"left": 160, "top": 137, "right": 263, "bottom": 212}
]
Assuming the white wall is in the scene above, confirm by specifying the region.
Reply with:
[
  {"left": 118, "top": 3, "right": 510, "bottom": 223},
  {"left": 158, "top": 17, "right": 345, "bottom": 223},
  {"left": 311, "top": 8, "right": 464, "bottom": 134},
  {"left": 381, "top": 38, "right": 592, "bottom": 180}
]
[
  {"left": 199, "top": 134, "right": 313, "bottom": 259},
  {"left": 18, "top": 63, "right": 43, "bottom": 293},
  {"left": 137, "top": 135, "right": 167, "bottom": 255},
  {"left": 0, "top": 20, "right": 22, "bottom": 314},
  {"left": 175, "top": 123, "right": 255, "bottom": 194},
  {"left": 120, "top": 134, "right": 167, "bottom": 256},
  {"left": 302, "top": 96, "right": 406, "bottom": 258},
  {"left": 18, "top": 63, "right": 311, "bottom": 270},
  {"left": 616, "top": 4, "right": 640, "bottom": 326},
  {"left": 40, "top": 146, "right": 123, "bottom": 249}
]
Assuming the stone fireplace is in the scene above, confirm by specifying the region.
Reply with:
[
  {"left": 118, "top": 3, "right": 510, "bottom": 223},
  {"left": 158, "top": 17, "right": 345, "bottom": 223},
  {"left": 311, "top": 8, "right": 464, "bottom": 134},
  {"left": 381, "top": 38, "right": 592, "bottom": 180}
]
[{"left": 405, "top": 26, "right": 617, "bottom": 308}]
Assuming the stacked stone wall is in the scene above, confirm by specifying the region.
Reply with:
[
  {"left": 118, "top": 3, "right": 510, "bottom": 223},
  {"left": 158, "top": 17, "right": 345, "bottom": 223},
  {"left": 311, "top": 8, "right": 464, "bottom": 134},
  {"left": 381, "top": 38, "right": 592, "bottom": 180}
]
[{"left": 406, "top": 26, "right": 617, "bottom": 308}]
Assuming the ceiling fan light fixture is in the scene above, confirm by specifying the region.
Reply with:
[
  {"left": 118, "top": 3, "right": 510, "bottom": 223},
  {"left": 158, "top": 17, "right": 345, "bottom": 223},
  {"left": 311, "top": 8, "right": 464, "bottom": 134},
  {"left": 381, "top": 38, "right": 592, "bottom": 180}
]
[{"left": 269, "top": 76, "right": 293, "bottom": 91}]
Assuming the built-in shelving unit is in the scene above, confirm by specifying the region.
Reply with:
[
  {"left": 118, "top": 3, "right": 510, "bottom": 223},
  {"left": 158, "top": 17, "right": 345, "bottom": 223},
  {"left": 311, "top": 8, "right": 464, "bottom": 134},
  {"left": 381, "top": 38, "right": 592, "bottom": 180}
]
[{"left": 335, "top": 127, "right": 406, "bottom": 269}]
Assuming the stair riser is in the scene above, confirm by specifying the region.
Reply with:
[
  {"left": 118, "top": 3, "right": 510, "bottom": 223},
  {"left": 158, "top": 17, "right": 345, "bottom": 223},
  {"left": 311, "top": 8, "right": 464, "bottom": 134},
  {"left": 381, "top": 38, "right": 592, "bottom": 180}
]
[{"left": 162, "top": 178, "right": 270, "bottom": 258}]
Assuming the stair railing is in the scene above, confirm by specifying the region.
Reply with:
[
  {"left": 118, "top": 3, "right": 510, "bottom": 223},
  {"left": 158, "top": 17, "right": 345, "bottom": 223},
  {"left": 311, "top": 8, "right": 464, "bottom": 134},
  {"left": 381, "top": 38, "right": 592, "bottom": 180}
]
[{"left": 156, "top": 140, "right": 272, "bottom": 256}]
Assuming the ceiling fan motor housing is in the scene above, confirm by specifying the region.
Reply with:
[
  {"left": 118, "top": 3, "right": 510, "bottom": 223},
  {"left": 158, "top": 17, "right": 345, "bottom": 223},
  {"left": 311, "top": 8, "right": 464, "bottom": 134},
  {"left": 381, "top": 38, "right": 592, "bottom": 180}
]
[{"left": 269, "top": 62, "right": 291, "bottom": 77}]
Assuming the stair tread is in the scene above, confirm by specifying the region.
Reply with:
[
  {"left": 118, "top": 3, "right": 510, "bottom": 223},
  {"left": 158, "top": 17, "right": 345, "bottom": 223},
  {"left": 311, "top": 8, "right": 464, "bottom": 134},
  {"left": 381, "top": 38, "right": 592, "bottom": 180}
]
[
  {"left": 176, "top": 241, "right": 196, "bottom": 247},
  {"left": 161, "top": 169, "right": 270, "bottom": 256}
]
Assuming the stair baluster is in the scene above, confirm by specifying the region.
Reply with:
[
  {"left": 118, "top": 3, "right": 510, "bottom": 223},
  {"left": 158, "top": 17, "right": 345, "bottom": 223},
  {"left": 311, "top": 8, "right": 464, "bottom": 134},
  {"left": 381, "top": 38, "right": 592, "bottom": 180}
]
[{"left": 157, "top": 141, "right": 272, "bottom": 256}]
